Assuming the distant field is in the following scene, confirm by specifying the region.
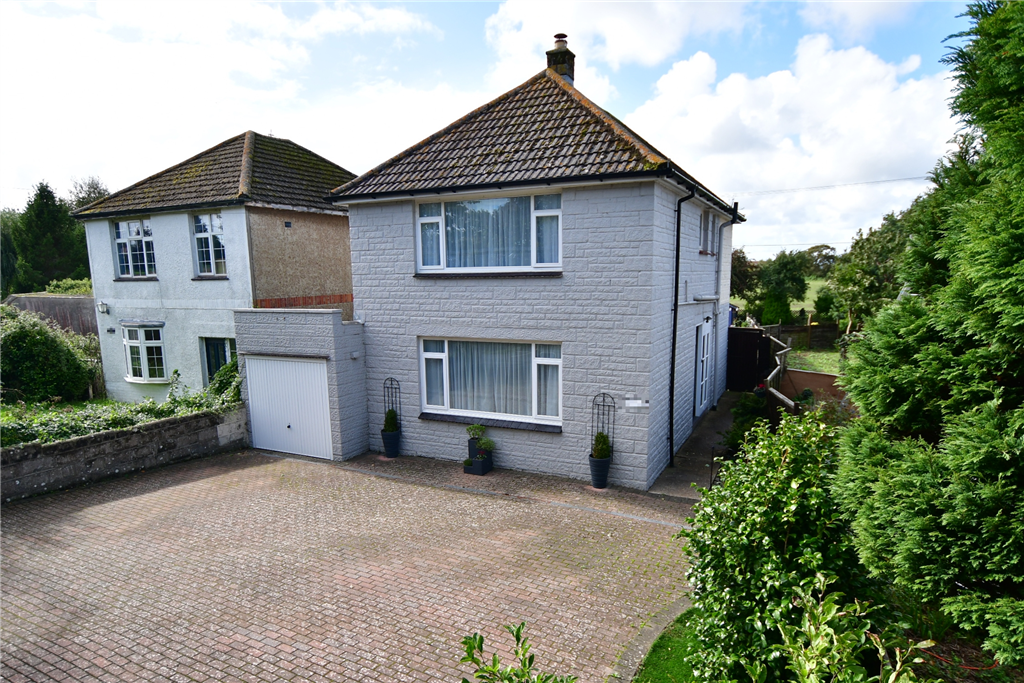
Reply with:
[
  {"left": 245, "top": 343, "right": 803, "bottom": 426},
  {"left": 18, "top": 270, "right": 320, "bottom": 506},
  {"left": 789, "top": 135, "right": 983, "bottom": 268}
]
[{"left": 732, "top": 278, "right": 829, "bottom": 314}]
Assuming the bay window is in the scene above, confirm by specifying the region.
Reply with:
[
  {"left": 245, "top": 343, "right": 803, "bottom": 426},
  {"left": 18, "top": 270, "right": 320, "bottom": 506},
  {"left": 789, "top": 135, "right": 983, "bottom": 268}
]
[
  {"left": 416, "top": 194, "right": 561, "bottom": 272},
  {"left": 113, "top": 219, "right": 156, "bottom": 277},
  {"left": 420, "top": 339, "right": 561, "bottom": 423},
  {"left": 122, "top": 323, "right": 167, "bottom": 382}
]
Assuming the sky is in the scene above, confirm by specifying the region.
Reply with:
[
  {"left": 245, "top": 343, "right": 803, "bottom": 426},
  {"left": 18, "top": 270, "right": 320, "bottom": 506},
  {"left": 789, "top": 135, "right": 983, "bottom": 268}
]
[{"left": 0, "top": 1, "right": 969, "bottom": 259}]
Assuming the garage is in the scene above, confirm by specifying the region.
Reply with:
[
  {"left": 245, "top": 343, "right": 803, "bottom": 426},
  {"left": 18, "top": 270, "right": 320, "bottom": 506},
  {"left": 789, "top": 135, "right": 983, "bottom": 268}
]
[{"left": 245, "top": 355, "right": 333, "bottom": 459}]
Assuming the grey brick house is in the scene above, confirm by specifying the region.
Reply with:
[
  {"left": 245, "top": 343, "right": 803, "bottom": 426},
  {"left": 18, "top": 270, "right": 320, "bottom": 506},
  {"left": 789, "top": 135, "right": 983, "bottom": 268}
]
[{"left": 318, "top": 36, "right": 744, "bottom": 489}]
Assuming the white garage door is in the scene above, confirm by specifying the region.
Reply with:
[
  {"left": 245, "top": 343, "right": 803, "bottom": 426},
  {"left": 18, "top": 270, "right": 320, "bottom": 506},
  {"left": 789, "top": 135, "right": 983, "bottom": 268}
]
[{"left": 246, "top": 356, "right": 333, "bottom": 459}]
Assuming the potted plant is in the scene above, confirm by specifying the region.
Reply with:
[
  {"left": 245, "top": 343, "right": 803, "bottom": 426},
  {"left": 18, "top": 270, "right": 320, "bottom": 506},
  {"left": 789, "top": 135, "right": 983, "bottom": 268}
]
[
  {"left": 466, "top": 424, "right": 485, "bottom": 460},
  {"left": 589, "top": 431, "right": 611, "bottom": 488},
  {"left": 464, "top": 436, "right": 494, "bottom": 476},
  {"left": 381, "top": 408, "right": 400, "bottom": 458}
]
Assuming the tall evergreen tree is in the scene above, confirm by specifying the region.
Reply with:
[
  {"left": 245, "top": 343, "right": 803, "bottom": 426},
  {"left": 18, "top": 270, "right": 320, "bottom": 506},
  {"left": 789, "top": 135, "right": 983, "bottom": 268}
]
[{"left": 9, "top": 182, "right": 90, "bottom": 293}]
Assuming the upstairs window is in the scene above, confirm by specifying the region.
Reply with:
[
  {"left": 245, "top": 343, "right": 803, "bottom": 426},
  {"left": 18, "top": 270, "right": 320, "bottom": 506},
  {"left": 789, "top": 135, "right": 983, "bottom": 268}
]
[
  {"left": 113, "top": 219, "right": 156, "bottom": 277},
  {"left": 416, "top": 194, "right": 561, "bottom": 272},
  {"left": 193, "top": 213, "right": 226, "bottom": 275},
  {"left": 122, "top": 323, "right": 167, "bottom": 382},
  {"left": 700, "top": 210, "right": 719, "bottom": 255}
]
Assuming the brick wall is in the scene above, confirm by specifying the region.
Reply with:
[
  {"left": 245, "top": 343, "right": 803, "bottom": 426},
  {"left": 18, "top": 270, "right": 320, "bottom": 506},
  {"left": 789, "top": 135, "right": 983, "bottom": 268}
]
[{"left": 1, "top": 407, "right": 248, "bottom": 503}]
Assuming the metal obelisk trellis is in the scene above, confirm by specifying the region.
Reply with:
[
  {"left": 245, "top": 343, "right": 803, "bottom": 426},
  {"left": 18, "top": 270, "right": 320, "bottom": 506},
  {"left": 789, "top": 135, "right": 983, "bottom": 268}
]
[
  {"left": 590, "top": 392, "right": 615, "bottom": 451},
  {"left": 383, "top": 378, "right": 401, "bottom": 421}
]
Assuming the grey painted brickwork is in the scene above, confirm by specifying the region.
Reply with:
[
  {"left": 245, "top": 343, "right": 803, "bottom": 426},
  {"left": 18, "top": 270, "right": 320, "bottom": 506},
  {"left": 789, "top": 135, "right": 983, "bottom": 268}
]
[
  {"left": 348, "top": 180, "right": 731, "bottom": 489},
  {"left": 1, "top": 407, "right": 248, "bottom": 503},
  {"left": 233, "top": 309, "right": 368, "bottom": 460}
]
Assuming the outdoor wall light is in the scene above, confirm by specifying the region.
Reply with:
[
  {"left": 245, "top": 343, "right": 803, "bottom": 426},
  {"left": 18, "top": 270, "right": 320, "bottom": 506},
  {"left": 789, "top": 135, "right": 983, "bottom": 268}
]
[{"left": 96, "top": 301, "right": 109, "bottom": 314}]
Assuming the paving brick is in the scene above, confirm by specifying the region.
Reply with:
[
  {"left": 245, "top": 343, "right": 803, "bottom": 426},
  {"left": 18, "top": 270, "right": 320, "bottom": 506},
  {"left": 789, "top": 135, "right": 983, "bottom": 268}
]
[{"left": 2, "top": 449, "right": 693, "bottom": 682}]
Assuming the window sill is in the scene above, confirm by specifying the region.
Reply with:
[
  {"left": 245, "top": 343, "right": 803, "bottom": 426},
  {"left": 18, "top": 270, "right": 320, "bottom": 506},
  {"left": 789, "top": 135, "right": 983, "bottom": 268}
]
[
  {"left": 698, "top": 250, "right": 717, "bottom": 257},
  {"left": 419, "top": 411, "right": 561, "bottom": 433},
  {"left": 192, "top": 275, "right": 229, "bottom": 281},
  {"left": 114, "top": 276, "right": 158, "bottom": 282},
  {"left": 413, "top": 271, "right": 562, "bottom": 280},
  {"left": 123, "top": 377, "right": 171, "bottom": 385}
]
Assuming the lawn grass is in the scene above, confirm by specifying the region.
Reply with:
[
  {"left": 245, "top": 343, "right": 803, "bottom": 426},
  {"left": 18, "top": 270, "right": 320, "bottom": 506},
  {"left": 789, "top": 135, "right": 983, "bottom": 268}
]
[
  {"left": 787, "top": 348, "right": 841, "bottom": 375},
  {"left": 632, "top": 609, "right": 700, "bottom": 683}
]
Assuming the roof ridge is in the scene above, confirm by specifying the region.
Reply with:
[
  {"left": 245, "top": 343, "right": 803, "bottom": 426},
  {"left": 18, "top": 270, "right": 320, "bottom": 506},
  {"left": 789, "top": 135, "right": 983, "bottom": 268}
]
[
  {"left": 542, "top": 70, "right": 669, "bottom": 168},
  {"left": 238, "top": 131, "right": 256, "bottom": 199},
  {"left": 329, "top": 70, "right": 551, "bottom": 196},
  {"left": 74, "top": 132, "right": 248, "bottom": 216},
  {"left": 252, "top": 132, "right": 357, "bottom": 182}
]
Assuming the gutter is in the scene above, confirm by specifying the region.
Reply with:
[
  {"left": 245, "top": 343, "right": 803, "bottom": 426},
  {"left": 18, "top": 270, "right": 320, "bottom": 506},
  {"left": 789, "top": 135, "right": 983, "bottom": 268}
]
[{"left": 668, "top": 184, "right": 697, "bottom": 468}]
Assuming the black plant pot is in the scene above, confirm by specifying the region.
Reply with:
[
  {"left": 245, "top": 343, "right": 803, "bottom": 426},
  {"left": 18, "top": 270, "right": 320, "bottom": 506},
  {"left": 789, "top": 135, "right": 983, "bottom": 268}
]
[
  {"left": 381, "top": 430, "right": 400, "bottom": 458},
  {"left": 464, "top": 451, "right": 493, "bottom": 475},
  {"left": 468, "top": 438, "right": 478, "bottom": 461},
  {"left": 589, "top": 455, "right": 611, "bottom": 489}
]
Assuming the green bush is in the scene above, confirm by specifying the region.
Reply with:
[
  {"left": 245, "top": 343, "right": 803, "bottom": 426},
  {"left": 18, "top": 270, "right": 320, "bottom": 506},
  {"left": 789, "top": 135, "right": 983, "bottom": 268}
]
[
  {"left": 813, "top": 286, "right": 837, "bottom": 321},
  {"left": 382, "top": 408, "right": 399, "bottom": 433},
  {"left": 761, "top": 289, "right": 795, "bottom": 325},
  {"left": 591, "top": 431, "right": 610, "bottom": 459},
  {"left": 680, "top": 411, "right": 871, "bottom": 681},
  {"left": 459, "top": 622, "right": 577, "bottom": 683},
  {"left": 720, "top": 391, "right": 769, "bottom": 451},
  {"left": 0, "top": 305, "right": 94, "bottom": 403},
  {"left": 45, "top": 278, "right": 92, "bottom": 295}
]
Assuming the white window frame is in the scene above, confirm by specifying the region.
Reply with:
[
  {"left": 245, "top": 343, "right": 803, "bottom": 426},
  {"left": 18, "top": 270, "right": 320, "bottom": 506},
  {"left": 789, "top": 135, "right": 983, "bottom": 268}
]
[
  {"left": 418, "top": 338, "right": 562, "bottom": 425},
  {"left": 415, "top": 193, "right": 562, "bottom": 273},
  {"left": 192, "top": 212, "right": 226, "bottom": 276},
  {"left": 700, "top": 210, "right": 719, "bottom": 255},
  {"left": 112, "top": 218, "right": 156, "bottom": 278},
  {"left": 121, "top": 322, "right": 169, "bottom": 383}
]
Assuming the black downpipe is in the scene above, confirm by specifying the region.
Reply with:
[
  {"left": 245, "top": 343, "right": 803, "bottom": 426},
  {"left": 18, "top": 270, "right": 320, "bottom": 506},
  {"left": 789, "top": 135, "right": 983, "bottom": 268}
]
[{"left": 668, "top": 185, "right": 697, "bottom": 467}]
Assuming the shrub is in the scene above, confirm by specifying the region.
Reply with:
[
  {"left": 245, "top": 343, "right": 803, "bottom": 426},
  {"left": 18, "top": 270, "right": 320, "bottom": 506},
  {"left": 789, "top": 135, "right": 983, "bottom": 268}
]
[
  {"left": 382, "top": 407, "right": 399, "bottom": 433},
  {"left": 45, "top": 278, "right": 92, "bottom": 295},
  {"left": 813, "top": 286, "right": 837, "bottom": 320},
  {"left": 761, "top": 289, "right": 795, "bottom": 325},
  {"left": 475, "top": 437, "right": 495, "bottom": 454},
  {"left": 720, "top": 391, "right": 769, "bottom": 451},
  {"left": 466, "top": 424, "right": 486, "bottom": 439},
  {"left": 459, "top": 622, "right": 577, "bottom": 683},
  {"left": 680, "top": 411, "right": 871, "bottom": 681},
  {"left": 0, "top": 305, "right": 93, "bottom": 403},
  {"left": 591, "top": 431, "right": 610, "bottom": 459}
]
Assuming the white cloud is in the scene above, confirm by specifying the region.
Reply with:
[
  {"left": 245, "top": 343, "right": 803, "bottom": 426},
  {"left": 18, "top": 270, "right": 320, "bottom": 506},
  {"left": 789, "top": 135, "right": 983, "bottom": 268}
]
[
  {"left": 483, "top": 0, "right": 748, "bottom": 104},
  {"left": 626, "top": 34, "right": 956, "bottom": 259},
  {"left": 0, "top": 1, "right": 443, "bottom": 208},
  {"left": 799, "top": 1, "right": 919, "bottom": 42}
]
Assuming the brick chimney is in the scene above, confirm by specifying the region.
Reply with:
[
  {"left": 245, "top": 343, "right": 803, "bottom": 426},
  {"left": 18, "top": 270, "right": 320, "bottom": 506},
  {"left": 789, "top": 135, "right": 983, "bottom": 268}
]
[{"left": 546, "top": 33, "right": 575, "bottom": 84}]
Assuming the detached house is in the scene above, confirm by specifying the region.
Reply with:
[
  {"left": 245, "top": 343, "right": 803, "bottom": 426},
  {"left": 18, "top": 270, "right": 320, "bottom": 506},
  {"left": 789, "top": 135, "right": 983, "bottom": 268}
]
[
  {"left": 75, "top": 132, "right": 355, "bottom": 402},
  {"left": 310, "top": 36, "right": 744, "bottom": 489}
]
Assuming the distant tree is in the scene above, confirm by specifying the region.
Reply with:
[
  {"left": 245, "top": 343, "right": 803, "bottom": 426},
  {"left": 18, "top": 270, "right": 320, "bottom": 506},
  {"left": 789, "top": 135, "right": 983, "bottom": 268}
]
[
  {"left": 730, "top": 248, "right": 757, "bottom": 301},
  {"left": 745, "top": 250, "right": 810, "bottom": 323},
  {"left": 67, "top": 176, "right": 109, "bottom": 210},
  {"left": 1, "top": 208, "right": 20, "bottom": 297},
  {"left": 803, "top": 244, "right": 836, "bottom": 277},
  {"left": 9, "top": 182, "right": 90, "bottom": 293}
]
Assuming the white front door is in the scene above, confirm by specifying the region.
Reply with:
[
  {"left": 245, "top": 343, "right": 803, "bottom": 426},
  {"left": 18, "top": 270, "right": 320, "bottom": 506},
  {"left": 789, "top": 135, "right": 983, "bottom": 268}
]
[
  {"left": 694, "top": 318, "right": 713, "bottom": 417},
  {"left": 246, "top": 356, "right": 333, "bottom": 459}
]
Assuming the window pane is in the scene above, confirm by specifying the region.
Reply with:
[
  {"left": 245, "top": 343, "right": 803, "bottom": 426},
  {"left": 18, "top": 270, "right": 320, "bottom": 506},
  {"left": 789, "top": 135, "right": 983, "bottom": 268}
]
[
  {"left": 212, "top": 235, "right": 227, "bottom": 274},
  {"left": 129, "top": 346, "right": 143, "bottom": 377},
  {"left": 419, "top": 203, "right": 441, "bottom": 218},
  {"left": 423, "top": 339, "right": 445, "bottom": 353},
  {"left": 535, "top": 344, "right": 561, "bottom": 359},
  {"left": 425, "top": 358, "right": 444, "bottom": 406},
  {"left": 127, "top": 220, "right": 141, "bottom": 237},
  {"left": 445, "top": 197, "right": 530, "bottom": 268},
  {"left": 144, "top": 329, "right": 161, "bottom": 342},
  {"left": 211, "top": 213, "right": 223, "bottom": 232},
  {"left": 448, "top": 341, "right": 531, "bottom": 415},
  {"left": 534, "top": 194, "right": 561, "bottom": 210},
  {"left": 114, "top": 222, "right": 123, "bottom": 239},
  {"left": 420, "top": 221, "right": 441, "bottom": 267},
  {"left": 536, "top": 215, "right": 559, "bottom": 264},
  {"left": 537, "top": 364, "right": 559, "bottom": 417},
  {"left": 142, "top": 219, "right": 152, "bottom": 237},
  {"left": 144, "top": 241, "right": 156, "bottom": 275},
  {"left": 197, "top": 236, "right": 212, "bottom": 273},
  {"left": 193, "top": 215, "right": 209, "bottom": 234},
  {"left": 127, "top": 328, "right": 139, "bottom": 341},
  {"left": 146, "top": 346, "right": 165, "bottom": 379},
  {"left": 130, "top": 240, "right": 145, "bottom": 276},
  {"left": 117, "top": 243, "right": 130, "bottom": 276}
]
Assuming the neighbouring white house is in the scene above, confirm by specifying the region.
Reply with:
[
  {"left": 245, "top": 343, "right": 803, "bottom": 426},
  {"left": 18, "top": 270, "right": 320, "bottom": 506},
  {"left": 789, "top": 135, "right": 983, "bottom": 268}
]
[
  {"left": 232, "top": 35, "right": 744, "bottom": 489},
  {"left": 75, "top": 132, "right": 356, "bottom": 402}
]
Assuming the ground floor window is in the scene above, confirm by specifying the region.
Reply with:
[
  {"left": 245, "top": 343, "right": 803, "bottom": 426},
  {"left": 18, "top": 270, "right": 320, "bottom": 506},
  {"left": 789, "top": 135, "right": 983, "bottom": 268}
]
[
  {"left": 420, "top": 338, "right": 561, "bottom": 423},
  {"left": 122, "top": 323, "right": 167, "bottom": 382},
  {"left": 202, "top": 337, "right": 236, "bottom": 385}
]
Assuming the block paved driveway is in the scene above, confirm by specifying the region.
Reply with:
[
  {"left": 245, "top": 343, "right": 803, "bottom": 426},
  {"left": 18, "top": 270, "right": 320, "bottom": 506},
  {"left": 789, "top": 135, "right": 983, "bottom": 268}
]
[{"left": 2, "top": 451, "right": 693, "bottom": 683}]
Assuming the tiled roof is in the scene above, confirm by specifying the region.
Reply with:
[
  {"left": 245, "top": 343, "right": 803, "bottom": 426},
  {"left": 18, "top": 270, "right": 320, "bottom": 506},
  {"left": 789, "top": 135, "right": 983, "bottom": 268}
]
[
  {"left": 329, "top": 68, "right": 733, "bottom": 213},
  {"left": 75, "top": 132, "right": 355, "bottom": 218}
]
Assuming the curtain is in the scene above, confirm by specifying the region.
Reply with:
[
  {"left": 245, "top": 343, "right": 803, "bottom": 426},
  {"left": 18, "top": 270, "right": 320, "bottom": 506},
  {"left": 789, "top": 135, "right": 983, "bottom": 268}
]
[
  {"left": 445, "top": 197, "right": 530, "bottom": 268},
  {"left": 536, "top": 215, "right": 559, "bottom": 263},
  {"left": 449, "top": 341, "right": 531, "bottom": 415},
  {"left": 536, "top": 364, "right": 559, "bottom": 416}
]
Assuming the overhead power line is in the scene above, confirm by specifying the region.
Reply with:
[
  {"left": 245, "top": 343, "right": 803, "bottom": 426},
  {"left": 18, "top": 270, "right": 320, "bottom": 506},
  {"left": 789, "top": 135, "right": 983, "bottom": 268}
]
[
  {"left": 726, "top": 176, "right": 928, "bottom": 196},
  {"left": 739, "top": 241, "right": 853, "bottom": 248}
]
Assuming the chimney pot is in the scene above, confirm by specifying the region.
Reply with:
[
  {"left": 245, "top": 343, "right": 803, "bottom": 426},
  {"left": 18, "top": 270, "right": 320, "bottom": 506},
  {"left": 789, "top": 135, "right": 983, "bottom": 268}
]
[{"left": 546, "top": 33, "right": 575, "bottom": 84}]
